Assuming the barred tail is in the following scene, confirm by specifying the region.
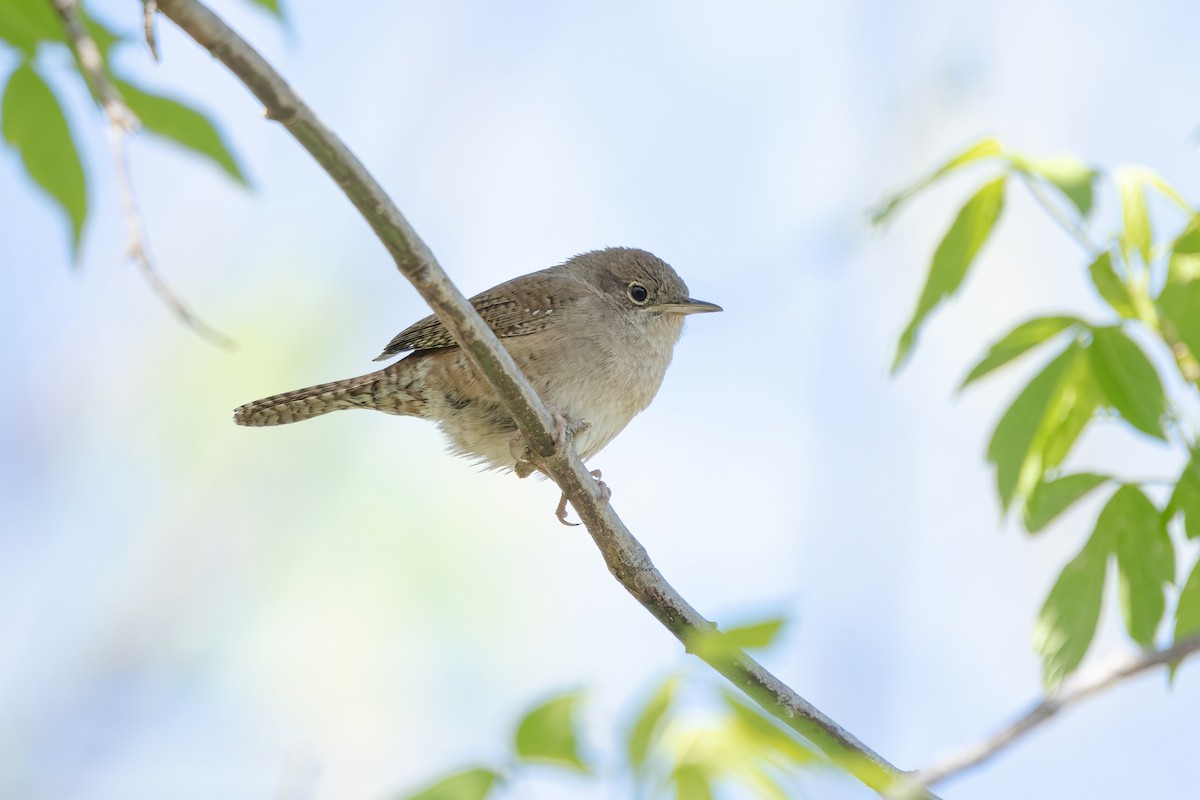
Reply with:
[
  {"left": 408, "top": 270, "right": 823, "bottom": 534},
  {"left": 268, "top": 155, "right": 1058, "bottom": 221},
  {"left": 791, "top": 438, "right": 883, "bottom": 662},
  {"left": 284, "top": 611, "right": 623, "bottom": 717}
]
[{"left": 234, "top": 369, "right": 396, "bottom": 426}]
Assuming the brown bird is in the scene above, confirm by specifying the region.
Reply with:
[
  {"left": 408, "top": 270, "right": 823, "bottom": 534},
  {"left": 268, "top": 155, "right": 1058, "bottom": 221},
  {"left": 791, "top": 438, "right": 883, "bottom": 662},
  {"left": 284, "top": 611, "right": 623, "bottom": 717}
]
[{"left": 234, "top": 247, "right": 720, "bottom": 501}]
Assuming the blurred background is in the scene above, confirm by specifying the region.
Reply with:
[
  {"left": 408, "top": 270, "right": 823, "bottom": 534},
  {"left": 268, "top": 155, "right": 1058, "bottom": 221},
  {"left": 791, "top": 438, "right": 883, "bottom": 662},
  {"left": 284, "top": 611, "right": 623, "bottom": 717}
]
[{"left": 2, "top": 0, "right": 1199, "bottom": 797}]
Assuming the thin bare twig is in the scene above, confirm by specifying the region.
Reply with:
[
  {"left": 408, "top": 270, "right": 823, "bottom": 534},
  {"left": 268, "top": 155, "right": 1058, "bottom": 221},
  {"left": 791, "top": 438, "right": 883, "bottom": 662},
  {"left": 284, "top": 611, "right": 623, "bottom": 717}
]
[
  {"left": 889, "top": 633, "right": 1200, "bottom": 798},
  {"left": 150, "top": 0, "right": 933, "bottom": 795},
  {"left": 142, "top": 0, "right": 160, "bottom": 61},
  {"left": 49, "top": 0, "right": 232, "bottom": 347}
]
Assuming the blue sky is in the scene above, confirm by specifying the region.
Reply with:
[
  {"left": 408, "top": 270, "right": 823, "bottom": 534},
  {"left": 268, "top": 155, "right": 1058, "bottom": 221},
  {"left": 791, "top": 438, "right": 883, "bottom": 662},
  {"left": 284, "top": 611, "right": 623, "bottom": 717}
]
[{"left": 2, "top": 1, "right": 1199, "bottom": 798}]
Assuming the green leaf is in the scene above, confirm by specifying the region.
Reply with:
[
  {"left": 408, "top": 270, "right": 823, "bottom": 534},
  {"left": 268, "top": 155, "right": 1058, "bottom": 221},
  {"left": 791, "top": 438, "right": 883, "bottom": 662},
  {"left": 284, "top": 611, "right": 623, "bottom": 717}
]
[
  {"left": 1087, "top": 326, "right": 1167, "bottom": 440},
  {"left": 1117, "top": 168, "right": 1153, "bottom": 264},
  {"left": 1165, "top": 454, "right": 1200, "bottom": 540},
  {"left": 114, "top": 79, "right": 248, "bottom": 185},
  {"left": 1100, "top": 486, "right": 1173, "bottom": 647},
  {"left": 1023, "top": 473, "right": 1110, "bottom": 534},
  {"left": 987, "top": 343, "right": 1096, "bottom": 510},
  {"left": 0, "top": 0, "right": 67, "bottom": 53},
  {"left": 1174, "top": 559, "right": 1200, "bottom": 646},
  {"left": 513, "top": 691, "right": 591, "bottom": 773},
  {"left": 1034, "top": 534, "right": 1109, "bottom": 690},
  {"left": 894, "top": 176, "right": 1007, "bottom": 371},
  {"left": 1167, "top": 215, "right": 1200, "bottom": 284},
  {"left": 627, "top": 677, "right": 677, "bottom": 772},
  {"left": 1144, "top": 170, "right": 1192, "bottom": 212},
  {"left": 0, "top": 0, "right": 120, "bottom": 55},
  {"left": 673, "top": 763, "right": 713, "bottom": 800},
  {"left": 870, "top": 136, "right": 1004, "bottom": 225},
  {"left": 398, "top": 767, "right": 500, "bottom": 800},
  {"left": 1087, "top": 252, "right": 1135, "bottom": 318},
  {"left": 1024, "top": 153, "right": 1098, "bottom": 218},
  {"left": 1170, "top": 559, "right": 1200, "bottom": 680},
  {"left": 1042, "top": 365, "right": 1102, "bottom": 472},
  {"left": 960, "top": 315, "right": 1081, "bottom": 389},
  {"left": 722, "top": 691, "right": 815, "bottom": 765},
  {"left": 1159, "top": 280, "right": 1200, "bottom": 369},
  {"left": 722, "top": 617, "right": 787, "bottom": 650},
  {"left": 243, "top": 0, "right": 285, "bottom": 17},
  {"left": 1, "top": 63, "right": 87, "bottom": 255}
]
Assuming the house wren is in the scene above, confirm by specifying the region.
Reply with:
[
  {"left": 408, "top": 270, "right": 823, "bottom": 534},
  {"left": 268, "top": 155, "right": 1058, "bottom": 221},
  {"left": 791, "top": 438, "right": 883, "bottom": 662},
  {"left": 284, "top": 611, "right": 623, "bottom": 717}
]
[{"left": 233, "top": 247, "right": 721, "bottom": 475}]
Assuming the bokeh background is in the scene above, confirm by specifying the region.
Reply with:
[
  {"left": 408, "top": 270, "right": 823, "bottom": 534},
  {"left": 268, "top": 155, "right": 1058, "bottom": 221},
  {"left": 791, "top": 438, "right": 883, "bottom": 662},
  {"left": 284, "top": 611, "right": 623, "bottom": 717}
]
[{"left": 3, "top": 1, "right": 1199, "bottom": 798}]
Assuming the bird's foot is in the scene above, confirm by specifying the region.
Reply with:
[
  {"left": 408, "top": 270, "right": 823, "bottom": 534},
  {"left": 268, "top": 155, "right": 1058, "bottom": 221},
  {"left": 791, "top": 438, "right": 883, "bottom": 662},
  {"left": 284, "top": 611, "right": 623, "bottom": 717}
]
[
  {"left": 555, "top": 469, "right": 612, "bottom": 527},
  {"left": 510, "top": 408, "right": 589, "bottom": 478}
]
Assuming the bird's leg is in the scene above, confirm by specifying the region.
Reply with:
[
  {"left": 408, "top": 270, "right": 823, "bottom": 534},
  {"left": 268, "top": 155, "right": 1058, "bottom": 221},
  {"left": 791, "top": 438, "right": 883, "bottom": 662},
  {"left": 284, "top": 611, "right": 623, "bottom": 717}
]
[{"left": 555, "top": 469, "right": 612, "bottom": 527}]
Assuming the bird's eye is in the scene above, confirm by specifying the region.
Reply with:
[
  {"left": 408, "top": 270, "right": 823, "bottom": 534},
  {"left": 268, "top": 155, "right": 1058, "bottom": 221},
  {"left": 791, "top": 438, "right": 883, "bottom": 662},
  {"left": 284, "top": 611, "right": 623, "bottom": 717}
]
[{"left": 628, "top": 282, "right": 649, "bottom": 304}]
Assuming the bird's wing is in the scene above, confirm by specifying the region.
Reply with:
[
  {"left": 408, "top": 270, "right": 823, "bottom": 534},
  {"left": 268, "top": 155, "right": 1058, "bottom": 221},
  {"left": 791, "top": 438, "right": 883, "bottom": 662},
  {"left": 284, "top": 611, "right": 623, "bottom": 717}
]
[{"left": 372, "top": 267, "right": 584, "bottom": 361}]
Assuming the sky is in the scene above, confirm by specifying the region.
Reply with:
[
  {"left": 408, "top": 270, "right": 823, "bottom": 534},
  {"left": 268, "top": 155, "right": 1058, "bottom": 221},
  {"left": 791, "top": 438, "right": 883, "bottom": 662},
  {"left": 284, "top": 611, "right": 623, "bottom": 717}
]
[{"left": 2, "top": 1, "right": 1199, "bottom": 798}]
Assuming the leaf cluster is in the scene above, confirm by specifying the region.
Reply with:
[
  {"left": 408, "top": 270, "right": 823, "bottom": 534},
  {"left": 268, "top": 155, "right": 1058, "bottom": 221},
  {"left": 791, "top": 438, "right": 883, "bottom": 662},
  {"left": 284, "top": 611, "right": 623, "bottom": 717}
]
[
  {"left": 879, "top": 137, "right": 1200, "bottom": 688},
  {"left": 0, "top": 0, "right": 270, "bottom": 256},
  {"left": 392, "top": 618, "right": 826, "bottom": 800}
]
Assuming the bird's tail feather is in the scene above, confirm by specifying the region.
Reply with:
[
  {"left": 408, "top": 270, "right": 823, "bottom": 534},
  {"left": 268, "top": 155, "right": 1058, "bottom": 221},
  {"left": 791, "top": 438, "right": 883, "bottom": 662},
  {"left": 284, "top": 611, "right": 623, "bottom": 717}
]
[{"left": 234, "top": 369, "right": 396, "bottom": 427}]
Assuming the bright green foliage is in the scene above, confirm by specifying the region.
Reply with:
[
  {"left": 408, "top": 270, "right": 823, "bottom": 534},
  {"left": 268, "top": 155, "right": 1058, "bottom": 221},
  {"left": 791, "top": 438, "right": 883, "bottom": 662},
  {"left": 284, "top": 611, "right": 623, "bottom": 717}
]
[
  {"left": 244, "top": 0, "right": 286, "bottom": 17},
  {"left": 0, "top": 0, "right": 69, "bottom": 53},
  {"left": 1023, "top": 473, "right": 1109, "bottom": 534},
  {"left": 959, "top": 315, "right": 1081, "bottom": 388},
  {"left": 1034, "top": 533, "right": 1108, "bottom": 690},
  {"left": 1021, "top": 153, "right": 1098, "bottom": 217},
  {"left": 894, "top": 176, "right": 1007, "bottom": 371},
  {"left": 1167, "top": 215, "right": 1200, "bottom": 282},
  {"left": 1087, "top": 252, "right": 1136, "bottom": 318},
  {"left": 1117, "top": 168, "right": 1153, "bottom": 264},
  {"left": 1159, "top": 281, "right": 1200, "bottom": 365},
  {"left": 987, "top": 343, "right": 1095, "bottom": 510},
  {"left": 688, "top": 615, "right": 788, "bottom": 664},
  {"left": 672, "top": 763, "right": 714, "bottom": 800},
  {"left": 721, "top": 617, "right": 787, "bottom": 650},
  {"left": 397, "top": 767, "right": 500, "bottom": 800},
  {"left": 513, "top": 691, "right": 591, "bottom": 773},
  {"left": 870, "top": 136, "right": 1004, "bottom": 225},
  {"left": 2, "top": 63, "right": 87, "bottom": 255},
  {"left": 0, "top": 0, "right": 254, "bottom": 261},
  {"left": 116, "top": 79, "right": 249, "bottom": 185},
  {"left": 1174, "top": 560, "right": 1200, "bottom": 647},
  {"left": 627, "top": 677, "right": 677, "bottom": 772},
  {"left": 721, "top": 692, "right": 815, "bottom": 766},
  {"left": 0, "top": 0, "right": 120, "bottom": 54},
  {"left": 1102, "top": 486, "right": 1173, "bottom": 647},
  {"left": 1165, "top": 454, "right": 1200, "bottom": 541},
  {"left": 1087, "top": 326, "right": 1167, "bottom": 440},
  {"left": 886, "top": 141, "right": 1200, "bottom": 688}
]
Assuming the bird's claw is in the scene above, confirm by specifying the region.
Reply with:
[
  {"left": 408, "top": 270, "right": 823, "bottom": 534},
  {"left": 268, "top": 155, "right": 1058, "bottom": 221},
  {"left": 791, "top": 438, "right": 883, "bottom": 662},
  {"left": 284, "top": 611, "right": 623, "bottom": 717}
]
[
  {"left": 555, "top": 469, "right": 611, "bottom": 526},
  {"left": 510, "top": 408, "right": 589, "bottom": 479}
]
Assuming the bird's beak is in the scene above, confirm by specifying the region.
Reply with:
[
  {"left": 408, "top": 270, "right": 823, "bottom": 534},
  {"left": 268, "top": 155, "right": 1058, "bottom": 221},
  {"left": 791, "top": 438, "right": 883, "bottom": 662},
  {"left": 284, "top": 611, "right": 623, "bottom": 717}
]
[{"left": 656, "top": 299, "right": 723, "bottom": 315}]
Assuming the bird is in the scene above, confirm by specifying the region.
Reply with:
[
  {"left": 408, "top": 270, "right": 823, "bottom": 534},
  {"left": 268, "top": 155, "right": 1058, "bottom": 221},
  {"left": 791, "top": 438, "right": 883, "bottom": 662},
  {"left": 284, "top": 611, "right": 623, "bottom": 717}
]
[{"left": 233, "top": 247, "right": 720, "bottom": 515}]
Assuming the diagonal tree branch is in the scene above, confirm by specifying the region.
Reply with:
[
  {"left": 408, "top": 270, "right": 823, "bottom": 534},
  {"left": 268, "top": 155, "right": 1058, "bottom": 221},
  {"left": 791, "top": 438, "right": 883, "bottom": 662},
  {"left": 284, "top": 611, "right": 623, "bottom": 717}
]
[
  {"left": 49, "top": 0, "right": 232, "bottom": 347},
  {"left": 889, "top": 632, "right": 1200, "bottom": 798},
  {"left": 150, "top": 0, "right": 929, "bottom": 794}
]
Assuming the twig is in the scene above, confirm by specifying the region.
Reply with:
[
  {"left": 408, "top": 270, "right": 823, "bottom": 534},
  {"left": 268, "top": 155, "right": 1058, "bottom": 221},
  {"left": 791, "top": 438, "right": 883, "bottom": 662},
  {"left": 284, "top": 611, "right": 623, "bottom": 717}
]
[
  {"left": 49, "top": 0, "right": 232, "bottom": 348},
  {"left": 151, "top": 0, "right": 932, "bottom": 795},
  {"left": 889, "top": 633, "right": 1200, "bottom": 798},
  {"left": 143, "top": 0, "right": 160, "bottom": 61}
]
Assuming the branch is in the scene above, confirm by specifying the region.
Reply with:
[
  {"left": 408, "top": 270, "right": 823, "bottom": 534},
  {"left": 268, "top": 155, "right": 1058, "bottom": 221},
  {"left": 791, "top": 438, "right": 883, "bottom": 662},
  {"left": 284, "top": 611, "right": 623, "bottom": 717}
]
[
  {"left": 150, "top": 0, "right": 930, "bottom": 794},
  {"left": 49, "top": 0, "right": 231, "bottom": 347},
  {"left": 890, "top": 633, "right": 1200, "bottom": 798}
]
